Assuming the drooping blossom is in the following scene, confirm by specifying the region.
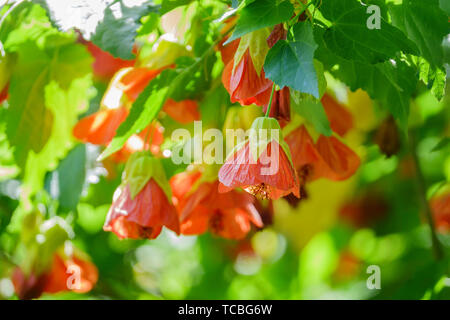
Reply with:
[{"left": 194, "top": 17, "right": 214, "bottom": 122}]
[
  {"left": 170, "top": 166, "right": 262, "bottom": 239},
  {"left": 12, "top": 251, "right": 98, "bottom": 300},
  {"left": 321, "top": 93, "right": 354, "bottom": 137},
  {"left": 104, "top": 152, "right": 179, "bottom": 239},
  {"left": 221, "top": 30, "right": 273, "bottom": 106},
  {"left": 285, "top": 125, "right": 360, "bottom": 182},
  {"left": 218, "top": 117, "right": 299, "bottom": 200}
]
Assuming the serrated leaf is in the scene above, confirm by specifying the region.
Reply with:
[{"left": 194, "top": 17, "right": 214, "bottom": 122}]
[
  {"left": 291, "top": 91, "right": 332, "bottom": 137},
  {"left": 418, "top": 59, "right": 447, "bottom": 101},
  {"left": 227, "top": 0, "right": 294, "bottom": 43},
  {"left": 320, "top": 0, "right": 418, "bottom": 64},
  {"left": 264, "top": 22, "right": 320, "bottom": 98},
  {"left": 315, "top": 27, "right": 417, "bottom": 130},
  {"left": 92, "top": 1, "right": 159, "bottom": 59},
  {"left": 389, "top": 0, "right": 448, "bottom": 69}
]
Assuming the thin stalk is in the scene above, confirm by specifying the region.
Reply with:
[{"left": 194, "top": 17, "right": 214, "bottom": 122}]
[
  {"left": 409, "top": 131, "right": 443, "bottom": 260},
  {"left": 265, "top": 84, "right": 276, "bottom": 118}
]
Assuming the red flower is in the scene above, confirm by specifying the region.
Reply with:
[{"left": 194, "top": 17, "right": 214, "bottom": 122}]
[
  {"left": 104, "top": 152, "right": 179, "bottom": 239},
  {"left": 321, "top": 93, "right": 353, "bottom": 137},
  {"left": 12, "top": 252, "right": 98, "bottom": 300},
  {"left": 43, "top": 254, "right": 98, "bottom": 294},
  {"left": 314, "top": 135, "right": 361, "bottom": 181},
  {"left": 163, "top": 99, "right": 200, "bottom": 124},
  {"left": 285, "top": 125, "right": 360, "bottom": 182},
  {"left": 218, "top": 117, "right": 299, "bottom": 200},
  {"left": 73, "top": 106, "right": 129, "bottom": 145},
  {"left": 430, "top": 192, "right": 450, "bottom": 233},
  {"left": 86, "top": 42, "right": 135, "bottom": 81},
  {"left": 222, "top": 51, "right": 272, "bottom": 106},
  {"left": 170, "top": 168, "right": 262, "bottom": 239}
]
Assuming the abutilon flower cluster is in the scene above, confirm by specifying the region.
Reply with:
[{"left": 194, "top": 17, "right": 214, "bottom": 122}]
[{"left": 77, "top": 21, "right": 361, "bottom": 243}]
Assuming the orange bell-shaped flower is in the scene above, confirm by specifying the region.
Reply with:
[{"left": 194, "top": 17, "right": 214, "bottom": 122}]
[
  {"left": 321, "top": 93, "right": 354, "bottom": 137},
  {"left": 104, "top": 152, "right": 179, "bottom": 239},
  {"left": 170, "top": 167, "right": 262, "bottom": 240},
  {"left": 218, "top": 117, "right": 299, "bottom": 200}
]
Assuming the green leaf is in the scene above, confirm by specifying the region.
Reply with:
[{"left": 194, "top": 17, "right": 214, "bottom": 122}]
[
  {"left": 389, "top": 0, "right": 448, "bottom": 69},
  {"left": 315, "top": 27, "right": 417, "bottom": 130},
  {"left": 53, "top": 144, "right": 86, "bottom": 211},
  {"left": 320, "top": 0, "right": 418, "bottom": 64},
  {"left": 226, "top": 0, "right": 294, "bottom": 43},
  {"left": 6, "top": 42, "right": 54, "bottom": 168},
  {"left": 264, "top": 22, "right": 320, "bottom": 98},
  {"left": 161, "top": 0, "right": 192, "bottom": 14},
  {"left": 92, "top": 1, "right": 159, "bottom": 59},
  {"left": 431, "top": 137, "right": 450, "bottom": 152},
  {"left": 440, "top": 0, "right": 450, "bottom": 15},
  {"left": 418, "top": 58, "right": 447, "bottom": 101},
  {"left": 291, "top": 91, "right": 332, "bottom": 137}
]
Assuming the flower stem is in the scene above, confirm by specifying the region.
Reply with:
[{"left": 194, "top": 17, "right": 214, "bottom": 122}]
[
  {"left": 409, "top": 131, "right": 443, "bottom": 260},
  {"left": 265, "top": 84, "right": 276, "bottom": 118}
]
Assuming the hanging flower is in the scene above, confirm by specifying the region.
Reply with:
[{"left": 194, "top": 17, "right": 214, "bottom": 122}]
[
  {"left": 218, "top": 117, "right": 299, "bottom": 200},
  {"left": 104, "top": 152, "right": 179, "bottom": 239},
  {"left": 285, "top": 125, "right": 360, "bottom": 182},
  {"left": 170, "top": 166, "right": 262, "bottom": 239},
  {"left": 321, "top": 93, "right": 353, "bottom": 137},
  {"left": 12, "top": 249, "right": 98, "bottom": 300},
  {"left": 221, "top": 30, "right": 273, "bottom": 106},
  {"left": 163, "top": 99, "right": 200, "bottom": 124}
]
